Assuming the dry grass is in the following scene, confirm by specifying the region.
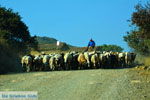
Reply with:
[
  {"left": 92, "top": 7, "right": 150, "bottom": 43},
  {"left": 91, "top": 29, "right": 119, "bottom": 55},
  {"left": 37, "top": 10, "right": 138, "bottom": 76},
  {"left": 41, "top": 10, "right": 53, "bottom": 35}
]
[
  {"left": 30, "top": 50, "right": 69, "bottom": 56},
  {"left": 135, "top": 55, "right": 150, "bottom": 71},
  {"left": 143, "top": 57, "right": 150, "bottom": 66},
  {"left": 136, "top": 55, "right": 150, "bottom": 66},
  {"left": 30, "top": 51, "right": 41, "bottom": 55}
]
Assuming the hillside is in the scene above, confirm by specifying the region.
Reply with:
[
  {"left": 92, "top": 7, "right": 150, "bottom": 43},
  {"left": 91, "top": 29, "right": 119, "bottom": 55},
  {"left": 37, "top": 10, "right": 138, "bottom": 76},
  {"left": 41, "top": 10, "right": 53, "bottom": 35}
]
[
  {"left": 36, "top": 36, "right": 124, "bottom": 52},
  {"left": 36, "top": 36, "right": 57, "bottom": 44},
  {"left": 36, "top": 36, "right": 74, "bottom": 51}
]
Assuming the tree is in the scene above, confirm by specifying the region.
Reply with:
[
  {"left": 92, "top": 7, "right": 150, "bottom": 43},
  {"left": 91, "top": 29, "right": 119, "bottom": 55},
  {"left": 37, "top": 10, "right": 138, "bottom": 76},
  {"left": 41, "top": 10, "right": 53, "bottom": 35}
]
[
  {"left": 96, "top": 44, "right": 123, "bottom": 52},
  {"left": 0, "top": 6, "right": 38, "bottom": 74},
  {"left": 0, "top": 6, "right": 38, "bottom": 53},
  {"left": 124, "top": 2, "right": 150, "bottom": 55}
]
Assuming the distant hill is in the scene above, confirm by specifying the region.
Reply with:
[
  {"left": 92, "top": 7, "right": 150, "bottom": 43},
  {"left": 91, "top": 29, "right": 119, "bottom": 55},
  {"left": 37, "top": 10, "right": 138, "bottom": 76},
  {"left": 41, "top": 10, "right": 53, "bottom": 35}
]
[
  {"left": 36, "top": 36, "right": 74, "bottom": 51},
  {"left": 35, "top": 36, "right": 124, "bottom": 52},
  {"left": 36, "top": 36, "right": 57, "bottom": 44}
]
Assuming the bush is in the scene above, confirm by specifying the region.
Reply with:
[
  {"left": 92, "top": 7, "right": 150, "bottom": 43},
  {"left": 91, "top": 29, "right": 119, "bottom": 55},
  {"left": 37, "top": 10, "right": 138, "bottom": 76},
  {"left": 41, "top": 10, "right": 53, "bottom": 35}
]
[
  {"left": 96, "top": 44, "right": 123, "bottom": 52},
  {"left": 0, "top": 40, "right": 22, "bottom": 74}
]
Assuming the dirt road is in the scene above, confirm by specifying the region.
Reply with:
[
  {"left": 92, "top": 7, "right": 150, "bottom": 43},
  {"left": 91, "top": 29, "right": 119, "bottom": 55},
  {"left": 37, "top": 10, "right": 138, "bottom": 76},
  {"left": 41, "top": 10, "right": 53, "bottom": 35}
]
[{"left": 0, "top": 68, "right": 149, "bottom": 100}]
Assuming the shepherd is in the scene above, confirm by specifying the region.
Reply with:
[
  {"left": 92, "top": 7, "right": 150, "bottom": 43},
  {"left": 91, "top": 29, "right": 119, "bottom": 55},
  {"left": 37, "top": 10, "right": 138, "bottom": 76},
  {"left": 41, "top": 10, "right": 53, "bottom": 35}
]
[{"left": 86, "top": 38, "right": 96, "bottom": 51}]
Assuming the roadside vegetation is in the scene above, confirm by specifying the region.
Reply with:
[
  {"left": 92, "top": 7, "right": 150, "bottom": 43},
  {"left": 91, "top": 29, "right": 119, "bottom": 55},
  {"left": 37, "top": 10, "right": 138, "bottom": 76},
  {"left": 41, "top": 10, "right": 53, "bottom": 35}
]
[
  {"left": 124, "top": 1, "right": 150, "bottom": 70},
  {"left": 0, "top": 7, "right": 38, "bottom": 74}
]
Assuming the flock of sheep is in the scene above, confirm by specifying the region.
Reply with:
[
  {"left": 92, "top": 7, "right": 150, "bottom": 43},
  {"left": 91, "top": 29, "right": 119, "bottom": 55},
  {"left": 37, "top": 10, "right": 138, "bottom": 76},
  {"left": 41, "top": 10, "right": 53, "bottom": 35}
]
[{"left": 21, "top": 51, "right": 136, "bottom": 72}]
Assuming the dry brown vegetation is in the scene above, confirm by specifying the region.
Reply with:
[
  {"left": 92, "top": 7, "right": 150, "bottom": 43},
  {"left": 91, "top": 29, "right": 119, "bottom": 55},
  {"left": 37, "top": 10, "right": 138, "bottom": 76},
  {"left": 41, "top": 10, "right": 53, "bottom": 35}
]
[{"left": 135, "top": 55, "right": 150, "bottom": 71}]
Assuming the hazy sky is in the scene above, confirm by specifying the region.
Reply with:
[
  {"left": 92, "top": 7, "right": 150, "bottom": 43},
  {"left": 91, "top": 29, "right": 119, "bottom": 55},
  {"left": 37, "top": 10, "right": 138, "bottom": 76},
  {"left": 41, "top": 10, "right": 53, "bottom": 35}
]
[{"left": 0, "top": 0, "right": 148, "bottom": 51}]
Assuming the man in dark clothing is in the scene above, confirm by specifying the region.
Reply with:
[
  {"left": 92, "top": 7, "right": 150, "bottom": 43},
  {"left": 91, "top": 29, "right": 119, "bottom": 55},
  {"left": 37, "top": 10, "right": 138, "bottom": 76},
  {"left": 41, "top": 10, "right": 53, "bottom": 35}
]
[{"left": 86, "top": 39, "right": 96, "bottom": 51}]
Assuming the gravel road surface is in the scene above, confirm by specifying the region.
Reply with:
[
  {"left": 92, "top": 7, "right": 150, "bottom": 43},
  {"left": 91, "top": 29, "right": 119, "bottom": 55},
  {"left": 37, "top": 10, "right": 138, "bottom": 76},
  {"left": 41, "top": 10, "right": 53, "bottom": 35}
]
[{"left": 0, "top": 68, "right": 149, "bottom": 100}]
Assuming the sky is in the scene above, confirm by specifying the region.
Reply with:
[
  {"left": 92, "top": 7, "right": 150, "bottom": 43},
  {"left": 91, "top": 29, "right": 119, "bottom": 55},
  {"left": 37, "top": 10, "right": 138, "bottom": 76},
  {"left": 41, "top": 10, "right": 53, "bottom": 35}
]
[{"left": 0, "top": 0, "right": 148, "bottom": 51}]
